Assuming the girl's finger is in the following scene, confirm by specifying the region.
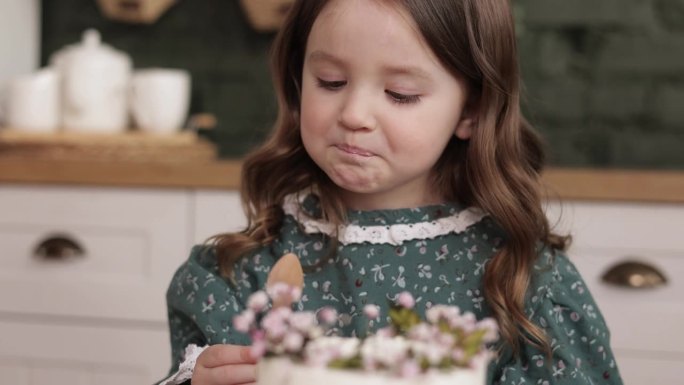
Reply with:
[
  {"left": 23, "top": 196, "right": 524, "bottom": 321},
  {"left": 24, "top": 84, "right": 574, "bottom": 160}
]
[
  {"left": 211, "top": 363, "right": 257, "bottom": 385},
  {"left": 200, "top": 345, "right": 256, "bottom": 368}
]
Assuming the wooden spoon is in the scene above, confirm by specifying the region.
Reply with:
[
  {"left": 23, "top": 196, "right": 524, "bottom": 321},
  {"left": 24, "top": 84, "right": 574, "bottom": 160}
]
[{"left": 266, "top": 253, "right": 304, "bottom": 308}]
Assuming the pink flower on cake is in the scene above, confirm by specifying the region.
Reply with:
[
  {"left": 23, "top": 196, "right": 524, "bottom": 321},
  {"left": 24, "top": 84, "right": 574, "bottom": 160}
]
[
  {"left": 426, "top": 304, "right": 461, "bottom": 324},
  {"left": 317, "top": 307, "right": 338, "bottom": 324},
  {"left": 451, "top": 348, "right": 465, "bottom": 362},
  {"left": 478, "top": 317, "right": 500, "bottom": 343},
  {"left": 361, "top": 335, "right": 409, "bottom": 369},
  {"left": 283, "top": 332, "right": 305, "bottom": 352},
  {"left": 247, "top": 290, "right": 269, "bottom": 312},
  {"left": 406, "top": 323, "right": 435, "bottom": 342},
  {"left": 428, "top": 345, "right": 450, "bottom": 365},
  {"left": 289, "top": 312, "right": 317, "bottom": 333},
  {"left": 363, "top": 304, "right": 380, "bottom": 319},
  {"left": 396, "top": 291, "right": 415, "bottom": 309},
  {"left": 438, "top": 332, "right": 455, "bottom": 347},
  {"left": 250, "top": 338, "right": 267, "bottom": 359},
  {"left": 262, "top": 311, "right": 289, "bottom": 339},
  {"left": 449, "top": 311, "right": 477, "bottom": 332},
  {"left": 304, "top": 336, "right": 360, "bottom": 366},
  {"left": 266, "top": 282, "right": 302, "bottom": 304},
  {"left": 291, "top": 287, "right": 302, "bottom": 301},
  {"left": 232, "top": 310, "right": 255, "bottom": 333},
  {"left": 375, "top": 327, "right": 394, "bottom": 338}
]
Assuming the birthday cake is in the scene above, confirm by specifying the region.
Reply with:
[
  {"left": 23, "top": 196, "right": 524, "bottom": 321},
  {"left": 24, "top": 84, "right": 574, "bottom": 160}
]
[{"left": 234, "top": 286, "right": 498, "bottom": 385}]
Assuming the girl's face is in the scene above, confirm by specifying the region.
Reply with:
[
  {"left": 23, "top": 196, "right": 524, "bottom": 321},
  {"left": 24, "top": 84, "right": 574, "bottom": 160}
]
[{"left": 300, "top": 0, "right": 474, "bottom": 210}]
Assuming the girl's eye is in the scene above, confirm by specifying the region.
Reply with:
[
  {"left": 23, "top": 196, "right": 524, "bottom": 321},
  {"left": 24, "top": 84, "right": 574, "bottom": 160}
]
[
  {"left": 317, "top": 79, "right": 346, "bottom": 90},
  {"left": 386, "top": 90, "right": 421, "bottom": 105}
]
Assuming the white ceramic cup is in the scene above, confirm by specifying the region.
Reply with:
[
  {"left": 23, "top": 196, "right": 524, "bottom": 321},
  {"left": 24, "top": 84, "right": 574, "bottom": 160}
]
[
  {"left": 130, "top": 68, "right": 191, "bottom": 134},
  {"left": 5, "top": 69, "right": 60, "bottom": 132}
]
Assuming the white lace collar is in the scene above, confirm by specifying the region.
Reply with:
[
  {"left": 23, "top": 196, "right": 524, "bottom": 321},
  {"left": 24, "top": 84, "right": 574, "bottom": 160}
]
[{"left": 282, "top": 194, "right": 487, "bottom": 246}]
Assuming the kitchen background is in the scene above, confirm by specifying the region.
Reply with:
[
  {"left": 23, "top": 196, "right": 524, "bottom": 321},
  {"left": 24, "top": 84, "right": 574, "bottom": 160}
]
[
  {"left": 1, "top": 2, "right": 683, "bottom": 385},
  {"left": 2, "top": 0, "right": 683, "bottom": 168}
]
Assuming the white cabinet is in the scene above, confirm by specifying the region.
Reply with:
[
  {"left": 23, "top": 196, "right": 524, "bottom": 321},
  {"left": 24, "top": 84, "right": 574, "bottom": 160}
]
[
  {"left": 192, "top": 190, "right": 246, "bottom": 244},
  {"left": 546, "top": 201, "right": 684, "bottom": 384},
  {"left": 0, "top": 185, "right": 193, "bottom": 384},
  {"left": 1, "top": 318, "right": 169, "bottom": 385}
]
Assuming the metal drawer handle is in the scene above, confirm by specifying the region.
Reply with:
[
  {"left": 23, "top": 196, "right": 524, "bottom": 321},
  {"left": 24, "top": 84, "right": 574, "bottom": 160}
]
[
  {"left": 601, "top": 259, "right": 667, "bottom": 289},
  {"left": 33, "top": 234, "right": 85, "bottom": 261}
]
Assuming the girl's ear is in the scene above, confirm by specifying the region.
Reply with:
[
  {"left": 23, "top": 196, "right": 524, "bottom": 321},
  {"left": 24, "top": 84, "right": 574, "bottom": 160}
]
[
  {"left": 454, "top": 116, "right": 475, "bottom": 140},
  {"left": 454, "top": 95, "right": 479, "bottom": 140}
]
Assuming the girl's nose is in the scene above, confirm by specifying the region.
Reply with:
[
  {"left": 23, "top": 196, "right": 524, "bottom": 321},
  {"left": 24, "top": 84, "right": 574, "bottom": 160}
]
[{"left": 338, "top": 90, "right": 376, "bottom": 131}]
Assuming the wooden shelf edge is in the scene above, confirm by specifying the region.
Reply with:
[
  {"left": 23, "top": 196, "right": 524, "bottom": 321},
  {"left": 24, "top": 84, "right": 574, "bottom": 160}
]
[
  {"left": 0, "top": 158, "right": 682, "bottom": 202},
  {"left": 0, "top": 158, "right": 242, "bottom": 190},
  {"left": 542, "top": 168, "right": 684, "bottom": 203}
]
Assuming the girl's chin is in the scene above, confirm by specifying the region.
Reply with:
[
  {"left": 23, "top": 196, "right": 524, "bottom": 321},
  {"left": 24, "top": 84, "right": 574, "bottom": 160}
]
[{"left": 327, "top": 164, "right": 380, "bottom": 190}]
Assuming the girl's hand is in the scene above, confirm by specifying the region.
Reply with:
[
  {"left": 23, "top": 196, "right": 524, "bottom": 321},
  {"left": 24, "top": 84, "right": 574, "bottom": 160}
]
[{"left": 192, "top": 344, "right": 258, "bottom": 385}]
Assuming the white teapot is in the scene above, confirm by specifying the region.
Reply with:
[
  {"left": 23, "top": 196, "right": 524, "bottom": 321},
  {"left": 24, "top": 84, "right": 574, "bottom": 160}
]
[{"left": 50, "top": 29, "right": 132, "bottom": 133}]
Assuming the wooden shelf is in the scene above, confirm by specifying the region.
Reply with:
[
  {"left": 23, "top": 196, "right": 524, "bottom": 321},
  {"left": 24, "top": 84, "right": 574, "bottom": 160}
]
[
  {"left": 0, "top": 158, "right": 239, "bottom": 189},
  {"left": 541, "top": 168, "right": 684, "bottom": 203},
  {"left": 0, "top": 130, "right": 216, "bottom": 163},
  {"left": 0, "top": 157, "right": 682, "bottom": 202}
]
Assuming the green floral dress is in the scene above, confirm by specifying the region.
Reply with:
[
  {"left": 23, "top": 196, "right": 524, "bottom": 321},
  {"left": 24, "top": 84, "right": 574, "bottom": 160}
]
[{"left": 162, "top": 194, "right": 623, "bottom": 385}]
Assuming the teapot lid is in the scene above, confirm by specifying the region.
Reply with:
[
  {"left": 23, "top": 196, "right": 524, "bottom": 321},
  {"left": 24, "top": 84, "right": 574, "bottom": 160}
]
[
  {"left": 50, "top": 29, "right": 131, "bottom": 68},
  {"left": 82, "top": 29, "right": 103, "bottom": 48}
]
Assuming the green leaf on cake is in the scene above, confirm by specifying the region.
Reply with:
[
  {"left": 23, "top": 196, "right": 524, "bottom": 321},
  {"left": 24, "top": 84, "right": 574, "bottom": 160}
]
[
  {"left": 461, "top": 329, "right": 487, "bottom": 361},
  {"left": 328, "top": 355, "right": 363, "bottom": 369},
  {"left": 388, "top": 305, "right": 422, "bottom": 334}
]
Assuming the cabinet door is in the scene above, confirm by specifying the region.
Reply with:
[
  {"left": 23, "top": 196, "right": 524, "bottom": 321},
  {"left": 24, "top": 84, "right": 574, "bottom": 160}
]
[
  {"left": 0, "top": 361, "right": 29, "bottom": 385},
  {"left": 546, "top": 200, "right": 684, "bottom": 385},
  {"left": 617, "top": 356, "right": 683, "bottom": 385},
  {"left": 0, "top": 318, "right": 170, "bottom": 385},
  {"left": 0, "top": 185, "right": 192, "bottom": 322}
]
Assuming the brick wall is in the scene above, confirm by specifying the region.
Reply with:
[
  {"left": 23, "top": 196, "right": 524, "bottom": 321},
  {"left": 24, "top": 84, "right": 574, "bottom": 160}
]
[
  {"left": 516, "top": 0, "right": 684, "bottom": 169},
  {"left": 41, "top": 0, "right": 683, "bottom": 169}
]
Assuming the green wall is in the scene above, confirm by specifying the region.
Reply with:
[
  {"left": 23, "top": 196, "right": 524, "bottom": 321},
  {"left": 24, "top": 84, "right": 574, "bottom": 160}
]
[{"left": 42, "top": 0, "right": 684, "bottom": 169}]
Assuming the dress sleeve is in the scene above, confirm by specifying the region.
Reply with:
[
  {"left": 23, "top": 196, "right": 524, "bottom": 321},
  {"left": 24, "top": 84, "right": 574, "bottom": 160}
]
[
  {"left": 161, "top": 245, "right": 253, "bottom": 382},
  {"left": 489, "top": 249, "right": 623, "bottom": 385}
]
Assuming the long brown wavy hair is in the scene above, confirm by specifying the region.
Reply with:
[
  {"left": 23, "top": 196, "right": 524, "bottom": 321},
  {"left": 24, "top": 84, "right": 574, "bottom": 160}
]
[{"left": 211, "top": 0, "right": 569, "bottom": 357}]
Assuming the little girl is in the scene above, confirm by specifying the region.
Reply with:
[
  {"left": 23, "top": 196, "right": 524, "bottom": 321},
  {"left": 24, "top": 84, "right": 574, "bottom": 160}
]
[{"left": 160, "top": 0, "right": 622, "bottom": 384}]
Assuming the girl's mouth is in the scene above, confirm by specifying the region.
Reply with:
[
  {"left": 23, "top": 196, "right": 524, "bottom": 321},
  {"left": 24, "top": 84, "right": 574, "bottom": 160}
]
[{"left": 336, "top": 144, "right": 374, "bottom": 157}]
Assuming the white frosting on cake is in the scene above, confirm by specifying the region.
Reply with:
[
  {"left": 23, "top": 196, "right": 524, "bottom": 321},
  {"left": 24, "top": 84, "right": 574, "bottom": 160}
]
[{"left": 257, "top": 356, "right": 487, "bottom": 385}]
